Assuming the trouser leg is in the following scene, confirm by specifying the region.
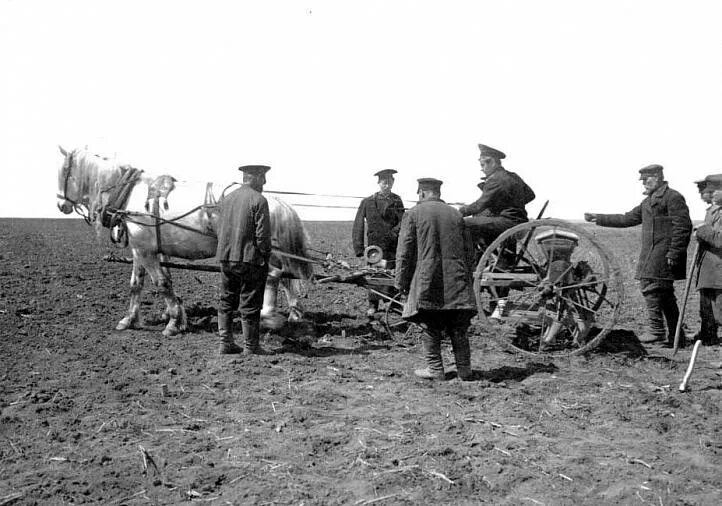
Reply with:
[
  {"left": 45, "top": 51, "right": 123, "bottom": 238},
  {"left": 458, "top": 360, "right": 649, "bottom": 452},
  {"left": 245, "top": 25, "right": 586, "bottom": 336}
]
[
  {"left": 699, "top": 289, "right": 720, "bottom": 345},
  {"left": 238, "top": 264, "right": 269, "bottom": 355},
  {"left": 217, "top": 263, "right": 242, "bottom": 354},
  {"left": 640, "top": 291, "right": 666, "bottom": 343},
  {"left": 659, "top": 289, "right": 683, "bottom": 347},
  {"left": 448, "top": 318, "right": 473, "bottom": 380}
]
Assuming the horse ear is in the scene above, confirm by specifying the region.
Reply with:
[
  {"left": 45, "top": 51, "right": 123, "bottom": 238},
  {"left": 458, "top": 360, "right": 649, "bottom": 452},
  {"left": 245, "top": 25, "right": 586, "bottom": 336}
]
[{"left": 59, "top": 145, "right": 67, "bottom": 156}]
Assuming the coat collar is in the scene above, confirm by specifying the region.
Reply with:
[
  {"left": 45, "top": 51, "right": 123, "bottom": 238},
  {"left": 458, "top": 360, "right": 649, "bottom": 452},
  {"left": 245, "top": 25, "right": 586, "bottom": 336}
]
[
  {"left": 647, "top": 182, "right": 669, "bottom": 201},
  {"left": 478, "top": 167, "right": 508, "bottom": 189}
]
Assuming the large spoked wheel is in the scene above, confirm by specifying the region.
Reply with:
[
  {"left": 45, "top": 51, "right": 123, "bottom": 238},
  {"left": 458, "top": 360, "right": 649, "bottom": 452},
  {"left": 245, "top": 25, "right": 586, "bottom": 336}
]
[{"left": 473, "top": 218, "right": 624, "bottom": 357}]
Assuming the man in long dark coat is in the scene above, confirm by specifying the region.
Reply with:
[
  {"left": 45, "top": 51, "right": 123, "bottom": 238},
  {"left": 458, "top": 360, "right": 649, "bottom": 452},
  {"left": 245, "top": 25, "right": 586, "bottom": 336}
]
[
  {"left": 353, "top": 169, "right": 405, "bottom": 316},
  {"left": 585, "top": 164, "right": 692, "bottom": 347},
  {"left": 215, "top": 165, "right": 273, "bottom": 355},
  {"left": 693, "top": 174, "right": 722, "bottom": 347},
  {"left": 395, "top": 178, "right": 477, "bottom": 380},
  {"left": 459, "top": 144, "right": 536, "bottom": 249}
]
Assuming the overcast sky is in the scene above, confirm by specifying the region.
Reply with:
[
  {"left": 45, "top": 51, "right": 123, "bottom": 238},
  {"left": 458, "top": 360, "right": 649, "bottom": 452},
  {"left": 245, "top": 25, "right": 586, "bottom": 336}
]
[{"left": 2, "top": 0, "right": 721, "bottom": 220}]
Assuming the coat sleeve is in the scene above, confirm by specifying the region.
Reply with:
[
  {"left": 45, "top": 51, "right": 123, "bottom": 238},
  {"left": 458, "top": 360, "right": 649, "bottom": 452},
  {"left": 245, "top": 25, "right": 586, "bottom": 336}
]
[
  {"left": 665, "top": 192, "right": 692, "bottom": 263},
  {"left": 394, "top": 212, "right": 416, "bottom": 293},
  {"left": 352, "top": 199, "right": 367, "bottom": 256},
  {"left": 595, "top": 205, "right": 643, "bottom": 228},
  {"left": 255, "top": 199, "right": 272, "bottom": 259},
  {"left": 695, "top": 225, "right": 722, "bottom": 249},
  {"left": 391, "top": 196, "right": 406, "bottom": 237},
  {"left": 460, "top": 178, "right": 502, "bottom": 217}
]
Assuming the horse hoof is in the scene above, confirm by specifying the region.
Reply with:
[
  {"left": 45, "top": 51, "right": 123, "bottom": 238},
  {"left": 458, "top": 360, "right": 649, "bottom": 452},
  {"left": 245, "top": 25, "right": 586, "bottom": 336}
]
[
  {"left": 288, "top": 309, "right": 304, "bottom": 323},
  {"left": 116, "top": 318, "right": 132, "bottom": 331},
  {"left": 162, "top": 325, "right": 181, "bottom": 337}
]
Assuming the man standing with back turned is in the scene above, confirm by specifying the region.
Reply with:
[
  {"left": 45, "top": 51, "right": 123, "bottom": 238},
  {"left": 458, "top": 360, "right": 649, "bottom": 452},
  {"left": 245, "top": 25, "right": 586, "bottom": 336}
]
[
  {"left": 585, "top": 164, "right": 692, "bottom": 347},
  {"left": 215, "top": 165, "right": 273, "bottom": 355},
  {"left": 395, "top": 178, "right": 477, "bottom": 380}
]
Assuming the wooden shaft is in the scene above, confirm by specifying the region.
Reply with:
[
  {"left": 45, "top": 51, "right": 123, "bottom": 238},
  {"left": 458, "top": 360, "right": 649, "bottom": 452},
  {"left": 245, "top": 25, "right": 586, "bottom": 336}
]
[
  {"left": 679, "top": 340, "right": 702, "bottom": 392},
  {"left": 673, "top": 242, "right": 701, "bottom": 355}
]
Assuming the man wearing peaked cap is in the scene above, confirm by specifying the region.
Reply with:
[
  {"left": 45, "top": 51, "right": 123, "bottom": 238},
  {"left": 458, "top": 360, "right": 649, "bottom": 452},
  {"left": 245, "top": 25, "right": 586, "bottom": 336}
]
[
  {"left": 692, "top": 173, "right": 722, "bottom": 347},
  {"left": 585, "top": 164, "right": 692, "bottom": 347},
  {"left": 395, "top": 176, "right": 477, "bottom": 381},
  {"left": 458, "top": 144, "right": 536, "bottom": 253},
  {"left": 215, "top": 163, "right": 273, "bottom": 355},
  {"left": 352, "top": 169, "right": 405, "bottom": 317},
  {"left": 477, "top": 144, "right": 506, "bottom": 160},
  {"left": 416, "top": 177, "right": 443, "bottom": 191}
]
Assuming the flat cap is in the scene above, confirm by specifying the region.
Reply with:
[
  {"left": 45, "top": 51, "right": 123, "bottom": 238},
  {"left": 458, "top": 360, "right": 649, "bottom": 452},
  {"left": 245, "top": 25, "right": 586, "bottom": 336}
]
[
  {"left": 478, "top": 144, "right": 506, "bottom": 160},
  {"left": 638, "top": 164, "right": 664, "bottom": 180},
  {"left": 705, "top": 174, "right": 722, "bottom": 190},
  {"left": 374, "top": 169, "right": 397, "bottom": 179},
  {"left": 695, "top": 176, "right": 711, "bottom": 191},
  {"left": 238, "top": 164, "right": 271, "bottom": 175},
  {"left": 417, "top": 177, "right": 443, "bottom": 191}
]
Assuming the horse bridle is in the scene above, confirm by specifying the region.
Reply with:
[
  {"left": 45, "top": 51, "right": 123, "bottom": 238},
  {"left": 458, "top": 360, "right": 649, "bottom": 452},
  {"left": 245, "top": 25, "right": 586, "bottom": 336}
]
[{"left": 56, "top": 151, "right": 93, "bottom": 223}]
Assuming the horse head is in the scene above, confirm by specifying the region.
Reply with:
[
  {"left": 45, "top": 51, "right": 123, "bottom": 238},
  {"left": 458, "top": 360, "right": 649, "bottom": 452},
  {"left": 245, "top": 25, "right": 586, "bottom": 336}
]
[
  {"left": 57, "top": 145, "right": 79, "bottom": 214},
  {"left": 56, "top": 146, "right": 128, "bottom": 222}
]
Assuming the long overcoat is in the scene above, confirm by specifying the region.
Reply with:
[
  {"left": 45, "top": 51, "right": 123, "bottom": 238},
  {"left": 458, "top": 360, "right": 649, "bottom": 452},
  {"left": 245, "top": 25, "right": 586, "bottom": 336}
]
[
  {"left": 394, "top": 198, "right": 477, "bottom": 321},
  {"left": 352, "top": 192, "right": 405, "bottom": 259},
  {"left": 695, "top": 205, "right": 722, "bottom": 289},
  {"left": 595, "top": 183, "right": 692, "bottom": 280}
]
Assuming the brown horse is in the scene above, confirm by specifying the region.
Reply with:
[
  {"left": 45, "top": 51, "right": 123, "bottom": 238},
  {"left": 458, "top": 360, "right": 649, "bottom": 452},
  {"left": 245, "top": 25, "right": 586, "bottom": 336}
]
[{"left": 56, "top": 146, "right": 314, "bottom": 336}]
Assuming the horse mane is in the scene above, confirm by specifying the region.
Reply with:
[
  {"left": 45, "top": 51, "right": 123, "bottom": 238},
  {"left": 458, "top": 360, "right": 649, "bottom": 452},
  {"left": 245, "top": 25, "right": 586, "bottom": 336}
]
[
  {"left": 268, "top": 196, "right": 314, "bottom": 280},
  {"left": 62, "top": 148, "right": 131, "bottom": 233}
]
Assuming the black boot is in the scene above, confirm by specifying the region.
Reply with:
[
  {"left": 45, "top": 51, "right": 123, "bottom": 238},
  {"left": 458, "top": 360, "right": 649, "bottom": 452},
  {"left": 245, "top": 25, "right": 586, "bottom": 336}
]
[
  {"left": 660, "top": 294, "right": 684, "bottom": 348},
  {"left": 415, "top": 329, "right": 445, "bottom": 380},
  {"left": 217, "top": 312, "right": 241, "bottom": 354},
  {"left": 639, "top": 292, "right": 666, "bottom": 343},
  {"left": 449, "top": 325, "right": 473, "bottom": 380},
  {"left": 242, "top": 319, "right": 269, "bottom": 355}
]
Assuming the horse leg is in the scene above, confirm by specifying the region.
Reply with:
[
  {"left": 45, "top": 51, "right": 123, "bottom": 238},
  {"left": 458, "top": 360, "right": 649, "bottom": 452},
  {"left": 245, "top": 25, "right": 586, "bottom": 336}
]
[
  {"left": 116, "top": 253, "right": 147, "bottom": 331},
  {"left": 281, "top": 278, "right": 305, "bottom": 322},
  {"left": 261, "top": 267, "right": 285, "bottom": 330},
  {"left": 143, "top": 255, "right": 187, "bottom": 337}
]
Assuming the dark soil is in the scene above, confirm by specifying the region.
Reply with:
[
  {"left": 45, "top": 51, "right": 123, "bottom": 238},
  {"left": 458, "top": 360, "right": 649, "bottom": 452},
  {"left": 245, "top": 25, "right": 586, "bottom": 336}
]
[{"left": 0, "top": 219, "right": 720, "bottom": 505}]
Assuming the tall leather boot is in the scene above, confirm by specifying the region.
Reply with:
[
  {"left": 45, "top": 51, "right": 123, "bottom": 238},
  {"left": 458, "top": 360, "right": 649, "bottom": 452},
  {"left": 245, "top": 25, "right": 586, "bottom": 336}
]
[
  {"left": 639, "top": 292, "right": 666, "bottom": 344},
  {"left": 449, "top": 325, "right": 473, "bottom": 380},
  {"left": 242, "top": 319, "right": 267, "bottom": 355},
  {"left": 415, "top": 330, "right": 445, "bottom": 380},
  {"left": 661, "top": 293, "right": 684, "bottom": 348},
  {"left": 218, "top": 312, "right": 241, "bottom": 354}
]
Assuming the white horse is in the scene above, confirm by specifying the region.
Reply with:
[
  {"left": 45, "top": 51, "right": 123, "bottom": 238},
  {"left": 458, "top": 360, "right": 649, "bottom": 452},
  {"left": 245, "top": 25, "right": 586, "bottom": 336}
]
[{"left": 56, "top": 146, "right": 314, "bottom": 337}]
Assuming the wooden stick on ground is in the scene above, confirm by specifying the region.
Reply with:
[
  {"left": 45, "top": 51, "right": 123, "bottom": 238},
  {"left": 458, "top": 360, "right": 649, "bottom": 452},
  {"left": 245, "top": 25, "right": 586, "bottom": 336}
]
[{"left": 679, "top": 340, "right": 703, "bottom": 392}]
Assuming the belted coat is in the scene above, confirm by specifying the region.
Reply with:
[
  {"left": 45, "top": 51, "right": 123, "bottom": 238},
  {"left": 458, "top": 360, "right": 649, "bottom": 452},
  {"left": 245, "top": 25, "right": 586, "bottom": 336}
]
[
  {"left": 394, "top": 198, "right": 477, "bottom": 321},
  {"left": 595, "top": 183, "right": 692, "bottom": 280},
  {"left": 695, "top": 205, "right": 722, "bottom": 289},
  {"left": 352, "top": 192, "right": 405, "bottom": 259}
]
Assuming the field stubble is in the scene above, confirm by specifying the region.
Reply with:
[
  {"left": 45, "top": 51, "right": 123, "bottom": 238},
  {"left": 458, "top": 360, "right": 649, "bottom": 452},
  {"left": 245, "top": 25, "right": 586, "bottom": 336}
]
[{"left": 0, "top": 218, "right": 720, "bottom": 505}]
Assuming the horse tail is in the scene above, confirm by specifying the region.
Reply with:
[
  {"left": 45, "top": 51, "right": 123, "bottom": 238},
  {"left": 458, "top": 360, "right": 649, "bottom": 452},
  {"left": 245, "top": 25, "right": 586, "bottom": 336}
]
[{"left": 268, "top": 196, "right": 314, "bottom": 280}]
